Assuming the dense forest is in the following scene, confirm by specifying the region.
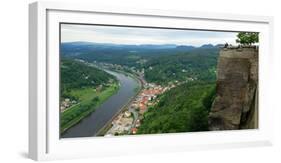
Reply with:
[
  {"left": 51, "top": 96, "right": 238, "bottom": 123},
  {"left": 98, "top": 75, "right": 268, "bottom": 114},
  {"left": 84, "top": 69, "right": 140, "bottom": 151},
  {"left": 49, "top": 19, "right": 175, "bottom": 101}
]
[
  {"left": 61, "top": 58, "right": 117, "bottom": 100},
  {"left": 137, "top": 82, "right": 216, "bottom": 134},
  {"left": 144, "top": 48, "right": 218, "bottom": 84}
]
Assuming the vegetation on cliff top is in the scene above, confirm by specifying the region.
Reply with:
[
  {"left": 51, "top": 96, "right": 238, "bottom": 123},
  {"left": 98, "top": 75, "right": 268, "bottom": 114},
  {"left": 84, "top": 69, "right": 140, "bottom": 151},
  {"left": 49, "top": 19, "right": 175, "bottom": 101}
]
[{"left": 236, "top": 32, "right": 259, "bottom": 45}]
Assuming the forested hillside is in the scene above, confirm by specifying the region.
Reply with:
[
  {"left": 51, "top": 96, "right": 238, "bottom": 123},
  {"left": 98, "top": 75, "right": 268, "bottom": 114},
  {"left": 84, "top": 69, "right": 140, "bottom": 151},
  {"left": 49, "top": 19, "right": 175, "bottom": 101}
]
[
  {"left": 144, "top": 48, "right": 219, "bottom": 84},
  {"left": 137, "top": 82, "right": 216, "bottom": 134},
  {"left": 61, "top": 58, "right": 117, "bottom": 100},
  {"left": 61, "top": 42, "right": 219, "bottom": 84},
  {"left": 61, "top": 42, "right": 191, "bottom": 68}
]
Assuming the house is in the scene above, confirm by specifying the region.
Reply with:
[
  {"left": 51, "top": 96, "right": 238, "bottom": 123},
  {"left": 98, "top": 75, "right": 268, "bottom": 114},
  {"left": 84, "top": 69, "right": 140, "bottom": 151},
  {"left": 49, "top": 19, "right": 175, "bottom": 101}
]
[
  {"left": 96, "top": 85, "right": 103, "bottom": 92},
  {"left": 131, "top": 128, "right": 138, "bottom": 134},
  {"left": 139, "top": 104, "right": 147, "bottom": 114},
  {"left": 124, "top": 111, "right": 131, "bottom": 118},
  {"left": 135, "top": 119, "right": 141, "bottom": 127}
]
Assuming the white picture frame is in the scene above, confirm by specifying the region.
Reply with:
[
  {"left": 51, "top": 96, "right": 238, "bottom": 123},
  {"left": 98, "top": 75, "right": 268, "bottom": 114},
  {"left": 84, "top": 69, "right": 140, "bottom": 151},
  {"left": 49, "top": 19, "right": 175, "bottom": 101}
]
[{"left": 29, "top": 1, "right": 274, "bottom": 161}]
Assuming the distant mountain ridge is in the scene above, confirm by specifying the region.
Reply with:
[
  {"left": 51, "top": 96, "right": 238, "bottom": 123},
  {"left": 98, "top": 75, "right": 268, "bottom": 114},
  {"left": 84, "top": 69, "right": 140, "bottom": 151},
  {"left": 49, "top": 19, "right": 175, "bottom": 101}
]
[
  {"left": 200, "top": 44, "right": 215, "bottom": 49},
  {"left": 61, "top": 41, "right": 219, "bottom": 56},
  {"left": 61, "top": 41, "right": 179, "bottom": 50}
]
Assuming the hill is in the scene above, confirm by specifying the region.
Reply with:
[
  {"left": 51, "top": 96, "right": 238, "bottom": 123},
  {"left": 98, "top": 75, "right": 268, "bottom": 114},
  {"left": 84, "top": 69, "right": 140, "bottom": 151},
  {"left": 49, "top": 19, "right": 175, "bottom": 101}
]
[
  {"left": 137, "top": 82, "right": 216, "bottom": 134},
  {"left": 60, "top": 58, "right": 117, "bottom": 100},
  {"left": 144, "top": 48, "right": 219, "bottom": 84}
]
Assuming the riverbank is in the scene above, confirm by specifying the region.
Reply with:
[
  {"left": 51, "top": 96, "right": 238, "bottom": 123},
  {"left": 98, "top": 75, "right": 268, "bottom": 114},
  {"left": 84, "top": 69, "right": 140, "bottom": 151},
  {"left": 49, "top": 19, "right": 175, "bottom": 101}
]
[
  {"left": 60, "top": 82, "right": 120, "bottom": 134},
  {"left": 61, "top": 67, "right": 140, "bottom": 138},
  {"left": 95, "top": 69, "right": 143, "bottom": 136}
]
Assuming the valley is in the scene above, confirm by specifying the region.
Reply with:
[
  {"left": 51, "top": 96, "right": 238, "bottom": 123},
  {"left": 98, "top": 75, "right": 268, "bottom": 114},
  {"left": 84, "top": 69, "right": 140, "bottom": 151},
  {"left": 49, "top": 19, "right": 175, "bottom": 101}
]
[{"left": 60, "top": 42, "right": 220, "bottom": 137}]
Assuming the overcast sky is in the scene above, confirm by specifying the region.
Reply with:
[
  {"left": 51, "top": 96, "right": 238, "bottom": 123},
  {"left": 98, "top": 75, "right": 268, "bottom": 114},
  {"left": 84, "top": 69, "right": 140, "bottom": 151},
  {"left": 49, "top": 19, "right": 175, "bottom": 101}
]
[{"left": 61, "top": 24, "right": 238, "bottom": 47}]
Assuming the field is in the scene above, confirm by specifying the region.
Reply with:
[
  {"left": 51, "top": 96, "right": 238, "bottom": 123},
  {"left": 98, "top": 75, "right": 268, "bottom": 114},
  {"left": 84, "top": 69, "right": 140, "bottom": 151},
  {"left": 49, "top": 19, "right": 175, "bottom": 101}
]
[{"left": 60, "top": 83, "right": 120, "bottom": 133}]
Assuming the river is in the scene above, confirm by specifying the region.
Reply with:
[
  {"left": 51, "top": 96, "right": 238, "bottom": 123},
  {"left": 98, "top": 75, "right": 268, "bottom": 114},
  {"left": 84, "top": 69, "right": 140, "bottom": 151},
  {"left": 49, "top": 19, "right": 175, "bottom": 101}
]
[{"left": 61, "top": 69, "right": 139, "bottom": 138}]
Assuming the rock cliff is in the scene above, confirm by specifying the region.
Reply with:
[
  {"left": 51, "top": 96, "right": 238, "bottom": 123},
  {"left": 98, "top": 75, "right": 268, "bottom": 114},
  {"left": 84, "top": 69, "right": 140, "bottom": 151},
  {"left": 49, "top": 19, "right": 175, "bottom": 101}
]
[{"left": 209, "top": 47, "right": 258, "bottom": 130}]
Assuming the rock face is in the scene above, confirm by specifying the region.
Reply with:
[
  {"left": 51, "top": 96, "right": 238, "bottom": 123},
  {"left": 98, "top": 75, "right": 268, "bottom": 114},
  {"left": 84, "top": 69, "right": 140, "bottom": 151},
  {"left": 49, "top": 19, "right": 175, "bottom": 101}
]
[{"left": 209, "top": 47, "right": 258, "bottom": 130}]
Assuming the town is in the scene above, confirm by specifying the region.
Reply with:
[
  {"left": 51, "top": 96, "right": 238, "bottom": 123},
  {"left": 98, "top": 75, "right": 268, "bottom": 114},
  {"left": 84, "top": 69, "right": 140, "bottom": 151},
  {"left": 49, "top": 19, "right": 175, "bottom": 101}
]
[
  {"left": 60, "top": 60, "right": 194, "bottom": 136},
  {"left": 105, "top": 81, "right": 173, "bottom": 136},
  {"left": 101, "top": 62, "right": 186, "bottom": 136}
]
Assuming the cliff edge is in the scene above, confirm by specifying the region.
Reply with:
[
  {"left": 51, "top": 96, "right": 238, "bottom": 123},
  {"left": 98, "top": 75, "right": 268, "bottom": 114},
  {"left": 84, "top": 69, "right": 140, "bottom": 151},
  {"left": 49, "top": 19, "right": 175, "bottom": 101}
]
[{"left": 209, "top": 47, "right": 258, "bottom": 130}]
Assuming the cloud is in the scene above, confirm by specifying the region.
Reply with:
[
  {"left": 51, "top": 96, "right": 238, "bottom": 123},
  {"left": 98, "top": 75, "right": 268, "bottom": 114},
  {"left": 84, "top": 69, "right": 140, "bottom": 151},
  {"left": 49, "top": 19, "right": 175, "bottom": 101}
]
[{"left": 61, "top": 24, "right": 238, "bottom": 47}]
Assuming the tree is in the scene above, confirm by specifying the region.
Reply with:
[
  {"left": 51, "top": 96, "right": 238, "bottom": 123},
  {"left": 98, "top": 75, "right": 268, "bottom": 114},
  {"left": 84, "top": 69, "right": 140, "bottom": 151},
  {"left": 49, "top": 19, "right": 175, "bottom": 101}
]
[
  {"left": 236, "top": 32, "right": 259, "bottom": 45},
  {"left": 92, "top": 96, "right": 99, "bottom": 102}
]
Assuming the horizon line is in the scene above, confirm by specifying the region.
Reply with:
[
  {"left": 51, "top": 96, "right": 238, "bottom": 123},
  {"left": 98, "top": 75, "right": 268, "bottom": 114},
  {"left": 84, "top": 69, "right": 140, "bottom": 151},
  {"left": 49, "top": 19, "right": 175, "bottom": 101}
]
[{"left": 60, "top": 41, "right": 230, "bottom": 47}]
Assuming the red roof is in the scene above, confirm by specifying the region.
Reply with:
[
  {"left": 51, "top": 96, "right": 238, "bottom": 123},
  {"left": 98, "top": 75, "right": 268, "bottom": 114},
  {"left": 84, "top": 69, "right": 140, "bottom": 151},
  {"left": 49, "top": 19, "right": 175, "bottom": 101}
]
[
  {"left": 141, "top": 97, "right": 148, "bottom": 104},
  {"left": 144, "top": 89, "right": 162, "bottom": 95},
  {"left": 139, "top": 104, "right": 147, "bottom": 110},
  {"left": 131, "top": 128, "right": 138, "bottom": 133}
]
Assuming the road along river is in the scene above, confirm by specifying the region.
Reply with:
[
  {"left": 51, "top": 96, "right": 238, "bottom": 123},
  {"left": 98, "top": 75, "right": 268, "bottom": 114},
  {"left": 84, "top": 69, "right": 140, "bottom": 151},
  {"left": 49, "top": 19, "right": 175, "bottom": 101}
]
[{"left": 61, "top": 69, "right": 140, "bottom": 138}]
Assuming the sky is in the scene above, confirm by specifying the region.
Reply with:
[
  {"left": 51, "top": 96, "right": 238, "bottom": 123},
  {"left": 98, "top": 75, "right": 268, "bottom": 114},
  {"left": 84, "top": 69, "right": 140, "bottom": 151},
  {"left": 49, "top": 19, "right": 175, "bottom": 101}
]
[{"left": 61, "top": 24, "right": 239, "bottom": 47}]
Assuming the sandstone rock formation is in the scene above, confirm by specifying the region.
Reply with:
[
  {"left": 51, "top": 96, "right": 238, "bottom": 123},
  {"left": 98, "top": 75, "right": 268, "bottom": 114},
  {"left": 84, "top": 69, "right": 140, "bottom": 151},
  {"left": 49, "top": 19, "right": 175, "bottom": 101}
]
[{"left": 209, "top": 47, "right": 258, "bottom": 130}]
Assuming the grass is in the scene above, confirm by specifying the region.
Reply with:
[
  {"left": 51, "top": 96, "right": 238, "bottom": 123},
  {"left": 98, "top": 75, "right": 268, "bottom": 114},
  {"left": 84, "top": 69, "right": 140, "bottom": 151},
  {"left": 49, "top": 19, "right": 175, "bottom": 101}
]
[{"left": 60, "top": 83, "right": 120, "bottom": 133}]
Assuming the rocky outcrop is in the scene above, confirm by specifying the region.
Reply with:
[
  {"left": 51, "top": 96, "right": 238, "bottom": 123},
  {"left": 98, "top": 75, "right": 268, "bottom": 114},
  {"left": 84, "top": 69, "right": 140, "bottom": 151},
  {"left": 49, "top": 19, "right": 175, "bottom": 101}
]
[{"left": 209, "top": 47, "right": 258, "bottom": 130}]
